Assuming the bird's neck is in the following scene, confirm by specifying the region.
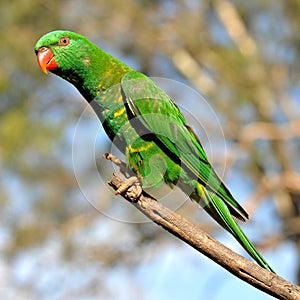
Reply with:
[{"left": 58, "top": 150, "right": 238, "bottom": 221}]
[
  {"left": 72, "top": 48, "right": 132, "bottom": 102},
  {"left": 54, "top": 48, "right": 133, "bottom": 102}
]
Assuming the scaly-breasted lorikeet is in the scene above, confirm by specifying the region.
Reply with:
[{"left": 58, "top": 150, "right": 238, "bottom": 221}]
[{"left": 35, "top": 30, "right": 274, "bottom": 272}]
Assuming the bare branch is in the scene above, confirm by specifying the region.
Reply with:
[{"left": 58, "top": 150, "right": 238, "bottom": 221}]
[
  {"left": 170, "top": 48, "right": 216, "bottom": 94},
  {"left": 108, "top": 171, "right": 300, "bottom": 300},
  {"left": 238, "top": 121, "right": 300, "bottom": 143},
  {"left": 214, "top": 0, "right": 257, "bottom": 57}
]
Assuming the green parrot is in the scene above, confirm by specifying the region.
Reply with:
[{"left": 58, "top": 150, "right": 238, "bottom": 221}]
[{"left": 35, "top": 30, "right": 274, "bottom": 272}]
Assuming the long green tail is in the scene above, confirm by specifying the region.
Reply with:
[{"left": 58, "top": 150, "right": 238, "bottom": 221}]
[{"left": 194, "top": 182, "right": 275, "bottom": 273}]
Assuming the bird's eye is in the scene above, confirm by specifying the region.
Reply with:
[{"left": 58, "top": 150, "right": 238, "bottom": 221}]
[{"left": 58, "top": 37, "right": 70, "bottom": 46}]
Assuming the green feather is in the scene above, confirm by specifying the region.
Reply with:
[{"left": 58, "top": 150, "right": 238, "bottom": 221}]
[
  {"left": 35, "top": 30, "right": 275, "bottom": 272},
  {"left": 121, "top": 72, "right": 248, "bottom": 221}
]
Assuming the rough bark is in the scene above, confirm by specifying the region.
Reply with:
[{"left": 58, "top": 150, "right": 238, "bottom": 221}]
[{"left": 108, "top": 171, "right": 300, "bottom": 300}]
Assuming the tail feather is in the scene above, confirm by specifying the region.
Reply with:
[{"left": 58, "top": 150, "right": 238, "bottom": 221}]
[{"left": 194, "top": 183, "right": 275, "bottom": 273}]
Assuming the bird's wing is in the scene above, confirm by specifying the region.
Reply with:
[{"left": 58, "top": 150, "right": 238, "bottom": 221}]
[{"left": 121, "top": 71, "right": 248, "bottom": 221}]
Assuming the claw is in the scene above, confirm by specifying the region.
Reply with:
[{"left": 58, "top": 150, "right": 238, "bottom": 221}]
[
  {"left": 125, "top": 184, "right": 143, "bottom": 202},
  {"left": 105, "top": 153, "right": 142, "bottom": 201},
  {"left": 116, "top": 176, "right": 139, "bottom": 194},
  {"left": 115, "top": 176, "right": 142, "bottom": 201}
]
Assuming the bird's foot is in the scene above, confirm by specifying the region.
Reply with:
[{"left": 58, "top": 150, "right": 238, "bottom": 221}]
[
  {"left": 105, "top": 153, "right": 142, "bottom": 202},
  {"left": 115, "top": 176, "right": 142, "bottom": 202}
]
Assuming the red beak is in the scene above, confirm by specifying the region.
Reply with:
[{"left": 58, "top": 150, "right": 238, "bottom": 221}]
[{"left": 36, "top": 47, "right": 58, "bottom": 74}]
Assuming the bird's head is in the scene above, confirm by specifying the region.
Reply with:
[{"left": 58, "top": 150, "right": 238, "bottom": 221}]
[
  {"left": 35, "top": 30, "right": 132, "bottom": 100},
  {"left": 34, "top": 30, "right": 96, "bottom": 75},
  {"left": 35, "top": 30, "right": 108, "bottom": 100}
]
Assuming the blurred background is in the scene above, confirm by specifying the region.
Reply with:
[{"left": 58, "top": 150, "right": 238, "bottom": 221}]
[{"left": 1, "top": 0, "right": 300, "bottom": 299}]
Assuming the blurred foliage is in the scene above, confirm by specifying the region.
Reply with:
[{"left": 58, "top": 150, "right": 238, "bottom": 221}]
[{"left": 1, "top": 0, "right": 300, "bottom": 299}]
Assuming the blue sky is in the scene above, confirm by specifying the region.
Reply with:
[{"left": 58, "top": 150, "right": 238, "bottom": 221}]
[{"left": 2, "top": 1, "right": 299, "bottom": 299}]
